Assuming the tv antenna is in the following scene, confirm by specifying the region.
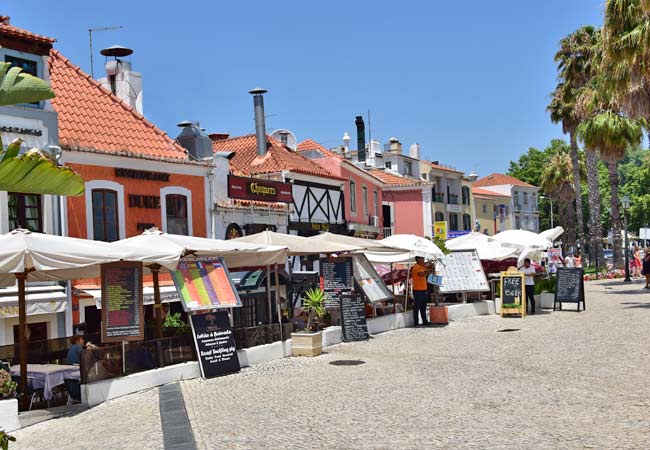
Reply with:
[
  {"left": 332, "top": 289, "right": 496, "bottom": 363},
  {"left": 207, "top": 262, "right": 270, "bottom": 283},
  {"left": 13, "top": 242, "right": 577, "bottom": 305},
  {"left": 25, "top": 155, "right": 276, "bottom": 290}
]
[{"left": 88, "top": 25, "right": 123, "bottom": 78}]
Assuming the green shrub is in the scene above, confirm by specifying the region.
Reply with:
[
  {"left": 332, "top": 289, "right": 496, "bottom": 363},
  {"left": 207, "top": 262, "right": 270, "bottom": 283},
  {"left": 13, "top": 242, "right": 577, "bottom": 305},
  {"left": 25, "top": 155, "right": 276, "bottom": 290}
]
[{"left": 0, "top": 370, "right": 16, "bottom": 400}]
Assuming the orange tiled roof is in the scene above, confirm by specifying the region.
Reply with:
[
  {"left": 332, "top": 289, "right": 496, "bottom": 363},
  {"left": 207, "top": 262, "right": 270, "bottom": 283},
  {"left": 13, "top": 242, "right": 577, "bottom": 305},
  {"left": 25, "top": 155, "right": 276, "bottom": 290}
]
[
  {"left": 296, "top": 139, "right": 340, "bottom": 158},
  {"left": 368, "top": 169, "right": 428, "bottom": 187},
  {"left": 0, "top": 16, "right": 55, "bottom": 44},
  {"left": 49, "top": 50, "right": 191, "bottom": 161},
  {"left": 427, "top": 161, "right": 463, "bottom": 174},
  {"left": 212, "top": 134, "right": 342, "bottom": 180},
  {"left": 471, "top": 187, "right": 511, "bottom": 198},
  {"left": 473, "top": 173, "right": 536, "bottom": 188}
]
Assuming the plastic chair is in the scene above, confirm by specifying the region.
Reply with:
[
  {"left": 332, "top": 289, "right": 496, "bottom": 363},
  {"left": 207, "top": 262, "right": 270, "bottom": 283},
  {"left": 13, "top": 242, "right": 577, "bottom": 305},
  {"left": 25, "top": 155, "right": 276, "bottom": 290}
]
[
  {"left": 11, "top": 375, "right": 46, "bottom": 410},
  {"left": 64, "top": 378, "right": 81, "bottom": 405}
]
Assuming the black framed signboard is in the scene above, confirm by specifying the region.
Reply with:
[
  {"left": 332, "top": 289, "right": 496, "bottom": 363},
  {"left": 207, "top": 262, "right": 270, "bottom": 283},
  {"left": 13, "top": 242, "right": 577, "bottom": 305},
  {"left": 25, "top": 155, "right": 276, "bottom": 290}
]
[
  {"left": 190, "top": 310, "right": 240, "bottom": 379},
  {"left": 500, "top": 270, "right": 525, "bottom": 318},
  {"left": 319, "top": 256, "right": 353, "bottom": 308},
  {"left": 101, "top": 261, "right": 144, "bottom": 343},
  {"left": 339, "top": 292, "right": 369, "bottom": 342},
  {"left": 553, "top": 268, "right": 585, "bottom": 312}
]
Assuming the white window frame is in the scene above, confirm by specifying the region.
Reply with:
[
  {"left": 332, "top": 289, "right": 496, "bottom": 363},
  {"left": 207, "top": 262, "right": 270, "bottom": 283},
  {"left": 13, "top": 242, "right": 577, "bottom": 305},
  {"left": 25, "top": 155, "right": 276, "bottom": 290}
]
[
  {"left": 85, "top": 180, "right": 126, "bottom": 241},
  {"left": 349, "top": 179, "right": 357, "bottom": 215},
  {"left": 362, "top": 185, "right": 368, "bottom": 215},
  {"left": 161, "top": 186, "right": 193, "bottom": 236}
]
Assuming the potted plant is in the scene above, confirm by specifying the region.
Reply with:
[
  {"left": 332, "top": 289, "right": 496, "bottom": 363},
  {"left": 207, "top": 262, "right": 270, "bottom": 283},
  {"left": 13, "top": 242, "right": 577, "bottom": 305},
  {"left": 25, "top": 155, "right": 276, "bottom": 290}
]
[
  {"left": 428, "top": 236, "right": 450, "bottom": 324},
  {"left": 534, "top": 276, "right": 556, "bottom": 310},
  {"left": 0, "top": 370, "right": 18, "bottom": 436},
  {"left": 162, "top": 312, "right": 189, "bottom": 337},
  {"left": 291, "top": 287, "right": 326, "bottom": 357},
  {"left": 501, "top": 302, "right": 524, "bottom": 317}
]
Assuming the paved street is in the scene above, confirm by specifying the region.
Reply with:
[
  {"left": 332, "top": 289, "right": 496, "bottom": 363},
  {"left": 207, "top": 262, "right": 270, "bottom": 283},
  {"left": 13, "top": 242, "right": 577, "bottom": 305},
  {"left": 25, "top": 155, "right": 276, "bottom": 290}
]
[{"left": 12, "top": 279, "right": 650, "bottom": 450}]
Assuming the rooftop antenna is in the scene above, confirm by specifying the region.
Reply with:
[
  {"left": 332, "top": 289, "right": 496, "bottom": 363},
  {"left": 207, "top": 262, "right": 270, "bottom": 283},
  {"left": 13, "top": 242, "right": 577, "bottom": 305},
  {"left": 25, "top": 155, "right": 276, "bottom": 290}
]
[{"left": 88, "top": 25, "right": 123, "bottom": 78}]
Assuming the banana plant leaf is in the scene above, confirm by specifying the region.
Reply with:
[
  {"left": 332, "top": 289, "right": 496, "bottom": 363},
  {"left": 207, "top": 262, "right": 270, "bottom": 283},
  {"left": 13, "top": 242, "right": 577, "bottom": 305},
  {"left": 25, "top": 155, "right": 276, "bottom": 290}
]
[
  {"left": 0, "top": 139, "right": 84, "bottom": 196},
  {"left": 0, "top": 62, "right": 55, "bottom": 106}
]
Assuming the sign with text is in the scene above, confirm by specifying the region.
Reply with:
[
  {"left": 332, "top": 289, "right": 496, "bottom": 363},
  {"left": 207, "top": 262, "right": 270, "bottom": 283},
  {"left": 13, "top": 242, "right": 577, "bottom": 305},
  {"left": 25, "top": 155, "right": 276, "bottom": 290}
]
[
  {"left": 352, "top": 255, "right": 392, "bottom": 303},
  {"left": 228, "top": 175, "right": 293, "bottom": 203},
  {"left": 500, "top": 271, "right": 524, "bottom": 315},
  {"left": 101, "top": 261, "right": 144, "bottom": 342},
  {"left": 554, "top": 268, "right": 585, "bottom": 312},
  {"left": 438, "top": 250, "right": 489, "bottom": 293},
  {"left": 190, "top": 311, "right": 240, "bottom": 378},
  {"left": 319, "top": 256, "right": 353, "bottom": 308},
  {"left": 172, "top": 257, "right": 242, "bottom": 311},
  {"left": 339, "top": 293, "right": 369, "bottom": 342},
  {"left": 434, "top": 221, "right": 448, "bottom": 240}
]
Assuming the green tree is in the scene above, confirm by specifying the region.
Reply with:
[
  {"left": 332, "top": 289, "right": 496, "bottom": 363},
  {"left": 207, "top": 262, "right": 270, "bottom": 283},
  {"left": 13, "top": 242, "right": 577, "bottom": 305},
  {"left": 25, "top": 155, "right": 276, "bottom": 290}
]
[
  {"left": 548, "top": 26, "right": 600, "bottom": 254},
  {"left": 541, "top": 153, "right": 577, "bottom": 250},
  {"left": 0, "top": 62, "right": 54, "bottom": 106}
]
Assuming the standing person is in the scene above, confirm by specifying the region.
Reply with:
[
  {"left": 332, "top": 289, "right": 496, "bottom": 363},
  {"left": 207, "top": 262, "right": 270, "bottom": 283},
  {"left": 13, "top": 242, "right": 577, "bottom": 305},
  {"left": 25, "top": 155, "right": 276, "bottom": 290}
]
[
  {"left": 574, "top": 251, "right": 583, "bottom": 268},
  {"left": 632, "top": 244, "right": 642, "bottom": 278},
  {"left": 642, "top": 249, "right": 650, "bottom": 288},
  {"left": 519, "top": 258, "right": 537, "bottom": 314},
  {"left": 564, "top": 254, "right": 575, "bottom": 268},
  {"left": 411, "top": 256, "right": 433, "bottom": 327},
  {"left": 66, "top": 335, "right": 85, "bottom": 365}
]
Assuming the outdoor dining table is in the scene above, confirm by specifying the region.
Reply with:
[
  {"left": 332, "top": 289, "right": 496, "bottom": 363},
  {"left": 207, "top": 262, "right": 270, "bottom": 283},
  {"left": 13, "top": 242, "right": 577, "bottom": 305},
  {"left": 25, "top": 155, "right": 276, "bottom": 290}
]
[{"left": 10, "top": 364, "right": 80, "bottom": 401}]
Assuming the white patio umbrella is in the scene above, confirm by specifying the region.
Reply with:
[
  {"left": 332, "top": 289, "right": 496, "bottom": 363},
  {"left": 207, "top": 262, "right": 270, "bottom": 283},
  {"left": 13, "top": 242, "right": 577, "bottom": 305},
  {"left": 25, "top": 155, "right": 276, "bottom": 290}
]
[
  {"left": 233, "top": 230, "right": 361, "bottom": 255},
  {"left": 364, "top": 234, "right": 444, "bottom": 263},
  {"left": 446, "top": 232, "right": 518, "bottom": 261},
  {"left": 492, "top": 229, "right": 553, "bottom": 250},
  {"left": 0, "top": 229, "right": 178, "bottom": 409},
  {"left": 539, "top": 226, "right": 565, "bottom": 242},
  {"left": 308, "top": 232, "right": 398, "bottom": 251}
]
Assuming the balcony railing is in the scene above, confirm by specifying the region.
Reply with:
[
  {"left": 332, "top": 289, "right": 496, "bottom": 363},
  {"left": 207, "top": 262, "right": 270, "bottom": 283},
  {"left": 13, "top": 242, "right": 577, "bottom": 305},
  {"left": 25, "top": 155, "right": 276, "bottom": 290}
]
[
  {"left": 448, "top": 194, "right": 459, "bottom": 205},
  {"left": 433, "top": 193, "right": 445, "bottom": 203},
  {"left": 383, "top": 227, "right": 393, "bottom": 238}
]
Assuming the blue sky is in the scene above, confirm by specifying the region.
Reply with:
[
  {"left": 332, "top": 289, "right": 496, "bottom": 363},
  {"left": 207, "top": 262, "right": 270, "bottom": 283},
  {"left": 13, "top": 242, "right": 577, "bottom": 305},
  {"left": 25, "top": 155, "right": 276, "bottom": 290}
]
[{"left": 5, "top": 1, "right": 603, "bottom": 175}]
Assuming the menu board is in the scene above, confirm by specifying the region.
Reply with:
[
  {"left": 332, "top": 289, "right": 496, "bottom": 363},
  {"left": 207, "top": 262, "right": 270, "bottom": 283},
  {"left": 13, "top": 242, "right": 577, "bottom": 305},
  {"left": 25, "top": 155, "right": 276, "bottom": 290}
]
[
  {"left": 172, "top": 257, "right": 242, "bottom": 311},
  {"left": 101, "top": 261, "right": 144, "bottom": 343},
  {"left": 500, "top": 271, "right": 524, "bottom": 307},
  {"left": 190, "top": 311, "right": 240, "bottom": 379},
  {"left": 352, "top": 255, "right": 392, "bottom": 303},
  {"left": 339, "top": 293, "right": 369, "bottom": 342},
  {"left": 319, "top": 256, "right": 353, "bottom": 308},
  {"left": 437, "top": 250, "right": 489, "bottom": 293},
  {"left": 554, "top": 268, "right": 585, "bottom": 311}
]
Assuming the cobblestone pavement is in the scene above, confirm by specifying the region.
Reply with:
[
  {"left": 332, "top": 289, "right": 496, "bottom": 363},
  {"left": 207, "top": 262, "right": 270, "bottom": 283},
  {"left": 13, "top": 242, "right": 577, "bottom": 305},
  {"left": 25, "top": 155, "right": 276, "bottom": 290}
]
[{"left": 12, "top": 279, "right": 650, "bottom": 449}]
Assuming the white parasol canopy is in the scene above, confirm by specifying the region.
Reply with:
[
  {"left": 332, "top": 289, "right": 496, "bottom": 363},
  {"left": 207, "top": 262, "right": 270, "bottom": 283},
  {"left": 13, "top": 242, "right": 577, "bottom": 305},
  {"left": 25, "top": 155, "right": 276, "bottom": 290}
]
[
  {"left": 308, "top": 232, "right": 404, "bottom": 253},
  {"left": 446, "top": 232, "right": 518, "bottom": 261},
  {"left": 0, "top": 229, "right": 178, "bottom": 286},
  {"left": 364, "top": 234, "right": 444, "bottom": 263},
  {"left": 113, "top": 228, "right": 288, "bottom": 269},
  {"left": 492, "top": 229, "right": 553, "bottom": 250},
  {"left": 539, "top": 226, "right": 565, "bottom": 242},
  {"left": 233, "top": 230, "right": 361, "bottom": 256}
]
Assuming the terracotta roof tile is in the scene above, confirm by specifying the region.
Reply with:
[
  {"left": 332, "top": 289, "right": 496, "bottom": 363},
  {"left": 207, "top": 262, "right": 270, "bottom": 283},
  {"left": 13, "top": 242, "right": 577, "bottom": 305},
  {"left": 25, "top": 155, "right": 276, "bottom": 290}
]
[
  {"left": 49, "top": 50, "right": 190, "bottom": 161},
  {"left": 368, "top": 169, "right": 429, "bottom": 187},
  {"left": 426, "top": 161, "right": 463, "bottom": 174},
  {"left": 0, "top": 16, "right": 55, "bottom": 44},
  {"left": 473, "top": 173, "right": 536, "bottom": 188},
  {"left": 296, "top": 139, "right": 341, "bottom": 159},
  {"left": 471, "top": 187, "right": 511, "bottom": 198},
  {"left": 212, "top": 134, "right": 342, "bottom": 180}
]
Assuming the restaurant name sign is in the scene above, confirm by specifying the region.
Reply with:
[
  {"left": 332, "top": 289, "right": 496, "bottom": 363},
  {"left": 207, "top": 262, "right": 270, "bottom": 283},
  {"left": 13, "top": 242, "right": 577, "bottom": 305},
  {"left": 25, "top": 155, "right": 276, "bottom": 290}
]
[{"left": 228, "top": 175, "right": 293, "bottom": 203}]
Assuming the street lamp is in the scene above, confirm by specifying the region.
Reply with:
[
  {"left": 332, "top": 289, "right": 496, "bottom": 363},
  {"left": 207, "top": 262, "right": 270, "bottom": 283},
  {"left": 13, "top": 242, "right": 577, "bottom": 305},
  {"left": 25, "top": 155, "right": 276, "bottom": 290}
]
[{"left": 622, "top": 195, "right": 631, "bottom": 282}]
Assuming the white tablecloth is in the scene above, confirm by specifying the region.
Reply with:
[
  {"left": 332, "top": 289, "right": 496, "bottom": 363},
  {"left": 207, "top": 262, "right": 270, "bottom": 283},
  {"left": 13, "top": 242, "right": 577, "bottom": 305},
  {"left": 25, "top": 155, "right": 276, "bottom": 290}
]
[{"left": 11, "top": 364, "right": 80, "bottom": 401}]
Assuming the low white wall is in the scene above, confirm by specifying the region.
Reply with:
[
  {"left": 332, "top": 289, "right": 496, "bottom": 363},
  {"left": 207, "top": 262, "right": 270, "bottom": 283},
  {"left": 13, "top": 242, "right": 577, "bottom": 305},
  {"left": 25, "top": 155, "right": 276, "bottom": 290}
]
[
  {"left": 367, "top": 311, "right": 413, "bottom": 334},
  {"left": 0, "top": 398, "right": 19, "bottom": 432},
  {"left": 447, "top": 301, "right": 495, "bottom": 321}
]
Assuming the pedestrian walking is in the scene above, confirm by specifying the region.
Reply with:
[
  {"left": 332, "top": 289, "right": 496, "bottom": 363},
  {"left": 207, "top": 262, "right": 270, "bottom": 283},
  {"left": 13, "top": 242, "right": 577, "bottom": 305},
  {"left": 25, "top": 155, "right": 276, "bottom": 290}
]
[
  {"left": 519, "top": 258, "right": 537, "bottom": 314},
  {"left": 632, "top": 244, "right": 642, "bottom": 278},
  {"left": 642, "top": 249, "right": 650, "bottom": 289},
  {"left": 411, "top": 256, "right": 433, "bottom": 327},
  {"left": 574, "top": 251, "right": 583, "bottom": 268}
]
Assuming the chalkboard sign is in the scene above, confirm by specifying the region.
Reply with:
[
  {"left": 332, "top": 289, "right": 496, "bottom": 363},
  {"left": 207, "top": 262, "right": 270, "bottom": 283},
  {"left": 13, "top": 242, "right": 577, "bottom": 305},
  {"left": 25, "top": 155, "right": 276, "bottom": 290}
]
[
  {"left": 320, "top": 256, "right": 353, "bottom": 308},
  {"left": 190, "top": 311, "right": 240, "bottom": 379},
  {"left": 553, "top": 268, "right": 585, "bottom": 312},
  {"left": 500, "top": 271, "right": 525, "bottom": 317},
  {"left": 101, "top": 261, "right": 144, "bottom": 343},
  {"left": 339, "top": 293, "right": 369, "bottom": 342}
]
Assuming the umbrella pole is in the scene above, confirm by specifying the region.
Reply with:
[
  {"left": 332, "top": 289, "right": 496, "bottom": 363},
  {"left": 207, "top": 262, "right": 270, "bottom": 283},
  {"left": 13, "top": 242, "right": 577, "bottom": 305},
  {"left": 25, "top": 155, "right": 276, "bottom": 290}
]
[
  {"left": 390, "top": 263, "right": 395, "bottom": 295},
  {"left": 274, "top": 264, "right": 283, "bottom": 340},
  {"left": 266, "top": 266, "right": 272, "bottom": 325},
  {"left": 151, "top": 264, "right": 163, "bottom": 339},
  {"left": 16, "top": 272, "right": 28, "bottom": 411}
]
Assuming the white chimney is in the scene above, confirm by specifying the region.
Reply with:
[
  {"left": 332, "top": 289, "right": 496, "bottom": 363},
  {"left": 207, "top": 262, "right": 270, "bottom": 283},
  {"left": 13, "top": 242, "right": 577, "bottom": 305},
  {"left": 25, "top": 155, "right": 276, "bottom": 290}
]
[
  {"left": 342, "top": 132, "right": 351, "bottom": 152},
  {"left": 98, "top": 45, "right": 143, "bottom": 115},
  {"left": 409, "top": 143, "right": 420, "bottom": 160}
]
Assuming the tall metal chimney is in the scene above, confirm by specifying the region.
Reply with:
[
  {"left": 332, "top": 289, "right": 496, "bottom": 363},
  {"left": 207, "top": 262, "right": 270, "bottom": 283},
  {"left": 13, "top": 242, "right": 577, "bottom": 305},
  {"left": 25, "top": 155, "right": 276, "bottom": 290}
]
[
  {"left": 249, "top": 87, "right": 268, "bottom": 157},
  {"left": 355, "top": 116, "right": 366, "bottom": 162}
]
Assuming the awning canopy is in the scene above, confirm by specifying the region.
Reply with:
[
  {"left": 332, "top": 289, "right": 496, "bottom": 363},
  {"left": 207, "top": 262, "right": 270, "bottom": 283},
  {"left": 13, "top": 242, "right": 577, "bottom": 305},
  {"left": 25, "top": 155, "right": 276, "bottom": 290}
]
[
  {"left": 446, "top": 232, "right": 518, "bottom": 261},
  {"left": 232, "top": 230, "right": 361, "bottom": 256},
  {"left": 0, "top": 285, "right": 66, "bottom": 319},
  {"left": 112, "top": 228, "right": 288, "bottom": 269},
  {"left": 364, "top": 234, "right": 444, "bottom": 263}
]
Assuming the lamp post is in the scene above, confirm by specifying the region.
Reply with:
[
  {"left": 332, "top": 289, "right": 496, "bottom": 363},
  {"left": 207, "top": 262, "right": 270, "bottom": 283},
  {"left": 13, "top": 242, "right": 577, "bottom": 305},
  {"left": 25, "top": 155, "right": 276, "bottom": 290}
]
[{"left": 622, "top": 195, "right": 631, "bottom": 282}]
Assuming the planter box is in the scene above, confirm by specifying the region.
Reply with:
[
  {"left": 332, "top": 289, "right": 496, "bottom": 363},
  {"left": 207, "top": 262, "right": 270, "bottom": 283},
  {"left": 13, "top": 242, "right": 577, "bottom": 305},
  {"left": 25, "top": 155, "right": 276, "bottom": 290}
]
[
  {"left": 535, "top": 293, "right": 555, "bottom": 310},
  {"left": 501, "top": 307, "right": 524, "bottom": 317},
  {"left": 0, "top": 398, "right": 20, "bottom": 432},
  {"left": 291, "top": 332, "right": 323, "bottom": 357},
  {"left": 428, "top": 305, "right": 449, "bottom": 324}
]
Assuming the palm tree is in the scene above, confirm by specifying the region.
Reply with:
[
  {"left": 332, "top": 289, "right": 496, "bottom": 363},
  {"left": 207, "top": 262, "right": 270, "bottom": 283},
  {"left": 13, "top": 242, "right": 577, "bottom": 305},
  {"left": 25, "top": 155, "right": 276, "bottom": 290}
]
[
  {"left": 548, "top": 27, "right": 600, "bottom": 255},
  {"left": 578, "top": 111, "right": 644, "bottom": 267},
  {"left": 0, "top": 62, "right": 54, "bottom": 106},
  {"left": 541, "top": 152, "right": 577, "bottom": 252}
]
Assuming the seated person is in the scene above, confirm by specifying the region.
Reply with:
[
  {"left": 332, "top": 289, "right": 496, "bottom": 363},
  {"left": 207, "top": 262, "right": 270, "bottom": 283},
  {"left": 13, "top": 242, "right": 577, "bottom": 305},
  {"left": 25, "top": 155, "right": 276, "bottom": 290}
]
[{"left": 67, "top": 335, "right": 85, "bottom": 365}]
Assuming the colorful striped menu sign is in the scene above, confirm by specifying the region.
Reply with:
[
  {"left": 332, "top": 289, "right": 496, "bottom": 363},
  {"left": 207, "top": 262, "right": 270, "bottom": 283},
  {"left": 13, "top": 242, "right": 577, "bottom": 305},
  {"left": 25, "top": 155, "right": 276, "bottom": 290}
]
[{"left": 171, "top": 257, "right": 242, "bottom": 311}]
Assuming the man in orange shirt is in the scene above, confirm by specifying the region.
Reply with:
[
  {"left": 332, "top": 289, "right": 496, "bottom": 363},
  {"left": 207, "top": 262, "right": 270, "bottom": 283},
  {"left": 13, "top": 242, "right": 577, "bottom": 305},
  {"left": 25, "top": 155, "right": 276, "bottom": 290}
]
[{"left": 411, "top": 256, "right": 433, "bottom": 327}]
